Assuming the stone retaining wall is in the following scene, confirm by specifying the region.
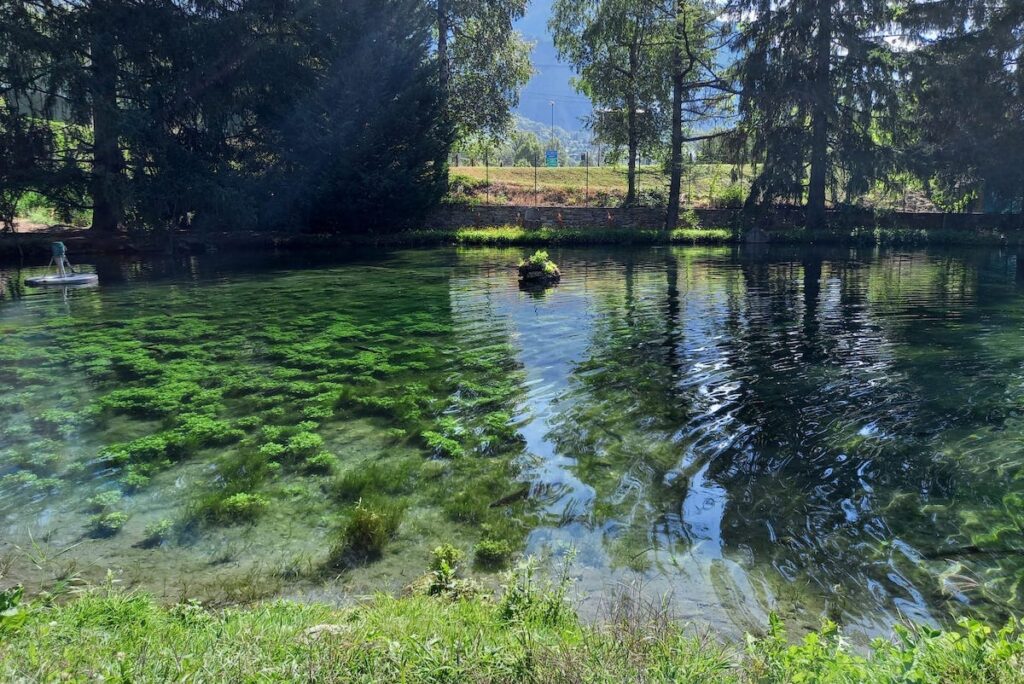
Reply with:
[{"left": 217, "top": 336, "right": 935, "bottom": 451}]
[{"left": 427, "top": 205, "right": 1023, "bottom": 232}]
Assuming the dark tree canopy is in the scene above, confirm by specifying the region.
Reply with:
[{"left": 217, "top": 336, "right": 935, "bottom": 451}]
[
  {"left": 0, "top": 0, "right": 529, "bottom": 233},
  {"left": 729, "top": 0, "right": 900, "bottom": 225},
  {"left": 2, "top": 0, "right": 1023, "bottom": 233},
  {"left": 905, "top": 0, "right": 1024, "bottom": 213}
]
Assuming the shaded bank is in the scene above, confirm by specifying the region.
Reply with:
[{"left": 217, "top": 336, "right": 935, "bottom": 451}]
[{"left": 1, "top": 222, "right": 1022, "bottom": 262}]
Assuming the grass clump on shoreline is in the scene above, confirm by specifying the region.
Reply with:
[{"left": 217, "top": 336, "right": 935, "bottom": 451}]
[{"left": 1, "top": 568, "right": 1023, "bottom": 682}]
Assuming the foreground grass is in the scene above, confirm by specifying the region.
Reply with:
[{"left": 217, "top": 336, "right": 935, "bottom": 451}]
[{"left": 2, "top": 572, "right": 1023, "bottom": 682}]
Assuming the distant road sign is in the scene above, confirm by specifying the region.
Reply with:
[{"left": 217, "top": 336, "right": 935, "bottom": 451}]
[{"left": 545, "top": 149, "right": 558, "bottom": 168}]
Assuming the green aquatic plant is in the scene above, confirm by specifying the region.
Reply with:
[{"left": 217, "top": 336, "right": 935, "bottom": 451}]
[
  {"left": 174, "top": 415, "right": 245, "bottom": 449},
  {"left": 301, "top": 403, "right": 334, "bottom": 421},
  {"left": 258, "top": 443, "right": 286, "bottom": 460},
  {"left": 284, "top": 432, "right": 324, "bottom": 460},
  {"left": 32, "top": 409, "right": 80, "bottom": 436},
  {"left": 12, "top": 448, "right": 62, "bottom": 474},
  {"left": 218, "top": 493, "right": 270, "bottom": 523},
  {"left": 303, "top": 452, "right": 337, "bottom": 475},
  {"left": 327, "top": 499, "right": 405, "bottom": 566},
  {"left": 422, "top": 431, "right": 465, "bottom": 459},
  {"left": 118, "top": 465, "right": 153, "bottom": 491},
  {"left": 1, "top": 471, "right": 62, "bottom": 494},
  {"left": 142, "top": 519, "right": 174, "bottom": 546},
  {"left": 102, "top": 432, "right": 184, "bottom": 465},
  {"left": 474, "top": 539, "right": 513, "bottom": 570},
  {"left": 192, "top": 491, "right": 270, "bottom": 526},
  {"left": 332, "top": 461, "right": 414, "bottom": 503},
  {"left": 91, "top": 511, "right": 129, "bottom": 537},
  {"left": 86, "top": 490, "right": 123, "bottom": 513}
]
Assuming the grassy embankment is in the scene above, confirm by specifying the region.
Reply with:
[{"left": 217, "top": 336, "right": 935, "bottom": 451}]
[
  {"left": 2, "top": 562, "right": 1023, "bottom": 682},
  {"left": 378, "top": 224, "right": 1018, "bottom": 248},
  {"left": 1, "top": 224, "right": 1017, "bottom": 262},
  {"left": 449, "top": 164, "right": 745, "bottom": 207}
]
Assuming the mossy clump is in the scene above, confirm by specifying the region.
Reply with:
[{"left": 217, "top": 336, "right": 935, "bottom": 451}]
[
  {"left": 86, "top": 490, "right": 123, "bottom": 513},
  {"left": 474, "top": 539, "right": 513, "bottom": 570},
  {"left": 91, "top": 511, "right": 129, "bottom": 537},
  {"left": 196, "top": 492, "right": 270, "bottom": 525},
  {"left": 327, "top": 499, "right": 405, "bottom": 566},
  {"left": 517, "top": 250, "right": 561, "bottom": 285},
  {"left": 142, "top": 519, "right": 174, "bottom": 546},
  {"left": 422, "top": 431, "right": 465, "bottom": 459},
  {"left": 303, "top": 452, "right": 337, "bottom": 474}
]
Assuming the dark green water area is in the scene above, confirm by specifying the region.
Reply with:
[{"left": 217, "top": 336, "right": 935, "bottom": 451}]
[{"left": 2, "top": 245, "right": 1024, "bottom": 640}]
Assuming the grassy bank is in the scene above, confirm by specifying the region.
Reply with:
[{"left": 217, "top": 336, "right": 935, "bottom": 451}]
[
  {"left": 2, "top": 567, "right": 1023, "bottom": 682},
  {"left": 449, "top": 164, "right": 745, "bottom": 208},
  {"left": 375, "top": 225, "right": 1019, "bottom": 248},
  {"left": 381, "top": 225, "right": 734, "bottom": 247},
  {"left": 1, "top": 224, "right": 1020, "bottom": 262}
]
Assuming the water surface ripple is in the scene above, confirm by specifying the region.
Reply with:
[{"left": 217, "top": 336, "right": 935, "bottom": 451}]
[{"left": 2, "top": 245, "right": 1023, "bottom": 639}]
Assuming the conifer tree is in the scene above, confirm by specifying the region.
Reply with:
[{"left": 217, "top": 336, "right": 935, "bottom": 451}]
[{"left": 729, "top": 0, "right": 900, "bottom": 227}]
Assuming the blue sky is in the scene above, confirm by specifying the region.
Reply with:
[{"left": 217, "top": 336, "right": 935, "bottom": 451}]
[{"left": 514, "top": 1, "right": 593, "bottom": 131}]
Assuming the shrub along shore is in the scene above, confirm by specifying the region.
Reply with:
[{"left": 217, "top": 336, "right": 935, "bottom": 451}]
[
  {"left": 1, "top": 561, "right": 1023, "bottom": 682},
  {"left": 1, "top": 223, "right": 1022, "bottom": 261}
]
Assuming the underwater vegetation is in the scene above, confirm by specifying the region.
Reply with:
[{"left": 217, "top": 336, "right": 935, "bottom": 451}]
[
  {"left": 327, "top": 499, "right": 407, "bottom": 566},
  {"left": 4, "top": 245, "right": 1024, "bottom": 638},
  {"left": 0, "top": 256, "right": 536, "bottom": 594}
]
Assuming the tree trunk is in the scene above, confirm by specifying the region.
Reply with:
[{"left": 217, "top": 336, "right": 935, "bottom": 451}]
[
  {"left": 1019, "top": 180, "right": 1024, "bottom": 230},
  {"left": 665, "top": 0, "right": 686, "bottom": 231},
  {"left": 89, "top": 14, "right": 123, "bottom": 233},
  {"left": 626, "top": 107, "right": 638, "bottom": 207},
  {"left": 806, "top": 0, "right": 830, "bottom": 230},
  {"left": 625, "top": 43, "right": 639, "bottom": 207}
]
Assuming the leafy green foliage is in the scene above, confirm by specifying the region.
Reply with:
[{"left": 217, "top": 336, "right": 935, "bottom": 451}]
[
  {"left": 550, "top": 0, "right": 672, "bottom": 206},
  {"left": 90, "top": 511, "right": 129, "bottom": 537},
  {"left": 142, "top": 519, "right": 174, "bottom": 546},
  {"left": 474, "top": 539, "right": 513, "bottom": 570},
  {"left": 730, "top": 0, "right": 901, "bottom": 217},
  {"left": 3, "top": 583, "right": 1024, "bottom": 682},
  {"left": 0, "top": 0, "right": 454, "bottom": 233},
  {"left": 0, "top": 586, "right": 27, "bottom": 635}
]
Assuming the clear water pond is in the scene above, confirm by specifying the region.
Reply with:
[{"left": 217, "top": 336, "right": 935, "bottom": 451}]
[{"left": 2, "top": 245, "right": 1024, "bottom": 640}]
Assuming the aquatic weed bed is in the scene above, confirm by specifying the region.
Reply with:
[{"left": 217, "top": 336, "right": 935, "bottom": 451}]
[{"left": 0, "top": 253, "right": 536, "bottom": 598}]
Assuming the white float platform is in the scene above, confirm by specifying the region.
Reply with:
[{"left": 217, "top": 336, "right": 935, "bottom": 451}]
[{"left": 25, "top": 273, "right": 99, "bottom": 287}]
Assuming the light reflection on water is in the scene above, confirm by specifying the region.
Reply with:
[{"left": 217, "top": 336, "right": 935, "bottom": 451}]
[{"left": 2, "top": 245, "right": 1024, "bottom": 640}]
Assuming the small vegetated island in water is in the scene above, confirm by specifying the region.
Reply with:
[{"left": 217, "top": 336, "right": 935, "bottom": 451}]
[{"left": 518, "top": 250, "right": 561, "bottom": 287}]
